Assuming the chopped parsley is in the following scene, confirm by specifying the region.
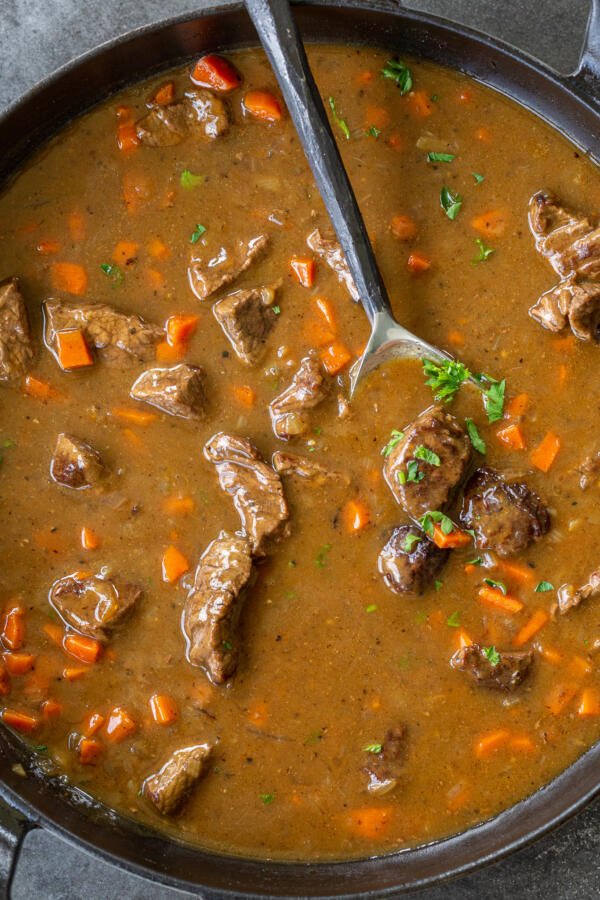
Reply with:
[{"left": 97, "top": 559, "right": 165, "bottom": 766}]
[
  {"left": 419, "top": 510, "right": 454, "bottom": 537},
  {"left": 465, "top": 418, "right": 486, "bottom": 454},
  {"left": 365, "top": 603, "right": 378, "bottom": 613},
  {"left": 535, "top": 581, "right": 554, "bottom": 593},
  {"left": 402, "top": 532, "right": 422, "bottom": 553},
  {"left": 446, "top": 611, "right": 461, "bottom": 627},
  {"left": 272, "top": 305, "right": 281, "bottom": 315},
  {"left": 381, "top": 58, "right": 413, "bottom": 94},
  {"left": 0, "top": 438, "right": 15, "bottom": 466},
  {"left": 427, "top": 152, "right": 455, "bottom": 163},
  {"left": 313, "top": 426, "right": 323, "bottom": 436},
  {"left": 480, "top": 377, "right": 506, "bottom": 423},
  {"left": 99, "top": 262, "right": 123, "bottom": 285},
  {"left": 363, "top": 742, "right": 383, "bottom": 754},
  {"left": 434, "top": 579, "right": 443, "bottom": 592},
  {"left": 180, "top": 169, "right": 205, "bottom": 189},
  {"left": 315, "top": 543, "right": 332, "bottom": 568},
  {"left": 398, "top": 460, "right": 424, "bottom": 485},
  {"left": 483, "top": 578, "right": 507, "bottom": 595},
  {"left": 467, "top": 556, "right": 484, "bottom": 566},
  {"left": 328, "top": 96, "right": 351, "bottom": 140},
  {"left": 430, "top": 93, "right": 440, "bottom": 102},
  {"left": 473, "top": 237, "right": 495, "bottom": 263},
  {"left": 414, "top": 445, "right": 441, "bottom": 466},
  {"left": 472, "top": 172, "right": 485, "bottom": 184},
  {"left": 365, "top": 125, "right": 381, "bottom": 138},
  {"left": 440, "top": 186, "right": 462, "bottom": 220},
  {"left": 422, "top": 358, "right": 471, "bottom": 403},
  {"left": 260, "top": 793, "right": 275, "bottom": 805},
  {"left": 483, "top": 646, "right": 501, "bottom": 666},
  {"left": 381, "top": 429, "right": 405, "bottom": 457},
  {"left": 34, "top": 745, "right": 48, "bottom": 752},
  {"left": 190, "top": 223, "right": 207, "bottom": 243},
  {"left": 222, "top": 640, "right": 233, "bottom": 651}
]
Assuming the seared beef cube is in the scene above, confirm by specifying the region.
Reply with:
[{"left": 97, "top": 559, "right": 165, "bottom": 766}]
[
  {"left": 269, "top": 356, "right": 327, "bottom": 439},
  {"left": 578, "top": 450, "right": 600, "bottom": 490},
  {"left": 0, "top": 278, "right": 34, "bottom": 381},
  {"left": 204, "top": 433, "right": 290, "bottom": 556},
  {"left": 213, "top": 286, "right": 277, "bottom": 365},
  {"left": 378, "top": 525, "right": 448, "bottom": 595},
  {"left": 530, "top": 279, "right": 600, "bottom": 342},
  {"left": 556, "top": 568, "right": 600, "bottom": 615},
  {"left": 136, "top": 88, "right": 229, "bottom": 146},
  {"left": 306, "top": 228, "right": 359, "bottom": 301},
  {"left": 383, "top": 405, "right": 471, "bottom": 519},
  {"left": 272, "top": 450, "right": 347, "bottom": 484},
  {"left": 44, "top": 299, "right": 163, "bottom": 364},
  {"left": 363, "top": 726, "right": 407, "bottom": 795},
  {"left": 459, "top": 467, "right": 550, "bottom": 558},
  {"left": 183, "top": 532, "right": 253, "bottom": 682},
  {"left": 50, "top": 433, "right": 105, "bottom": 489},
  {"left": 50, "top": 572, "right": 140, "bottom": 641},
  {"left": 188, "top": 234, "right": 269, "bottom": 301},
  {"left": 130, "top": 364, "right": 208, "bottom": 419},
  {"left": 529, "top": 284, "right": 569, "bottom": 333},
  {"left": 143, "top": 743, "right": 212, "bottom": 815},
  {"left": 529, "top": 190, "right": 593, "bottom": 277},
  {"left": 451, "top": 643, "right": 534, "bottom": 691}
]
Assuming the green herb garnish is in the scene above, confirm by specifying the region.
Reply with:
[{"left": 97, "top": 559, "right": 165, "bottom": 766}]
[
  {"left": 465, "top": 418, "right": 486, "bottom": 454},
  {"left": 422, "top": 358, "right": 471, "bottom": 403},
  {"left": 419, "top": 510, "right": 454, "bottom": 537},
  {"left": 481, "top": 377, "right": 506, "bottom": 423},
  {"left": 260, "top": 793, "right": 275, "bottom": 805},
  {"left": 427, "top": 152, "right": 455, "bottom": 163},
  {"left": 365, "top": 125, "right": 381, "bottom": 138},
  {"left": 446, "top": 611, "right": 461, "bottom": 627},
  {"left": 467, "top": 556, "right": 484, "bottom": 566},
  {"left": 483, "top": 578, "right": 507, "bottom": 595},
  {"left": 434, "top": 579, "right": 443, "bottom": 592},
  {"left": 272, "top": 305, "right": 281, "bottom": 315},
  {"left": 180, "top": 169, "right": 205, "bottom": 189},
  {"left": 315, "top": 543, "right": 332, "bottom": 568},
  {"left": 473, "top": 237, "right": 495, "bottom": 263},
  {"left": 190, "top": 223, "right": 207, "bottom": 243},
  {"left": 483, "top": 646, "right": 501, "bottom": 666},
  {"left": 535, "top": 581, "right": 554, "bottom": 593},
  {"left": 402, "top": 460, "right": 424, "bottom": 484},
  {"left": 328, "top": 96, "right": 351, "bottom": 140},
  {"left": 440, "top": 186, "right": 462, "bottom": 220},
  {"left": 222, "top": 640, "right": 233, "bottom": 651},
  {"left": 414, "top": 445, "right": 441, "bottom": 466},
  {"left": 363, "top": 742, "right": 383, "bottom": 754},
  {"left": 381, "top": 58, "right": 413, "bottom": 94},
  {"left": 472, "top": 172, "right": 485, "bottom": 184},
  {"left": 34, "top": 745, "right": 48, "bottom": 752},
  {"left": 381, "top": 429, "right": 405, "bottom": 457},
  {"left": 402, "top": 532, "right": 422, "bottom": 553},
  {"left": 100, "top": 262, "right": 123, "bottom": 285},
  {"left": 365, "top": 604, "right": 378, "bottom": 613}
]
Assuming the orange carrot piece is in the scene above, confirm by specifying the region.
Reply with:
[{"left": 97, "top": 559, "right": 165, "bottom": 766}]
[
  {"left": 1, "top": 708, "right": 38, "bottom": 733},
  {"left": 407, "top": 251, "right": 431, "bottom": 274},
  {"left": 365, "top": 105, "right": 390, "bottom": 129},
  {"left": 455, "top": 628, "right": 473, "bottom": 650},
  {"left": 496, "top": 423, "right": 526, "bottom": 451},
  {"left": 55, "top": 329, "right": 93, "bottom": 370},
  {"left": 111, "top": 406, "right": 157, "bottom": 426},
  {"left": 116, "top": 122, "right": 140, "bottom": 153},
  {"left": 162, "top": 545, "right": 190, "bottom": 583},
  {"left": 166, "top": 314, "right": 199, "bottom": 347},
  {"left": 290, "top": 256, "right": 315, "bottom": 287},
  {"left": 471, "top": 210, "right": 507, "bottom": 237},
  {"left": 346, "top": 806, "right": 394, "bottom": 839},
  {"left": 496, "top": 560, "right": 535, "bottom": 585},
  {"left": 68, "top": 211, "right": 86, "bottom": 242},
  {"left": 41, "top": 699, "right": 63, "bottom": 720},
  {"left": 51, "top": 262, "right": 88, "bottom": 296},
  {"left": 23, "top": 374, "right": 62, "bottom": 401},
  {"left": 231, "top": 384, "right": 256, "bottom": 408},
  {"left": 37, "top": 239, "right": 60, "bottom": 255},
  {"left": 530, "top": 431, "right": 561, "bottom": 473},
  {"left": 112, "top": 241, "right": 139, "bottom": 266},
  {"left": 78, "top": 736, "right": 103, "bottom": 765},
  {"left": 2, "top": 605, "right": 25, "bottom": 651},
  {"left": 243, "top": 90, "right": 282, "bottom": 122},
  {"left": 190, "top": 54, "right": 241, "bottom": 92},
  {"left": 474, "top": 729, "right": 510, "bottom": 758},
  {"left": 247, "top": 702, "right": 269, "bottom": 728},
  {"left": 148, "top": 238, "right": 170, "bottom": 260},
  {"left": 458, "top": 88, "right": 473, "bottom": 103},
  {"left": 477, "top": 585, "right": 524, "bottom": 615},
  {"left": 314, "top": 296, "right": 337, "bottom": 331},
  {"left": 432, "top": 524, "right": 471, "bottom": 549},
  {"left": 82, "top": 712, "right": 105, "bottom": 736},
  {"left": 153, "top": 81, "right": 175, "bottom": 105},
  {"left": 105, "top": 706, "right": 137, "bottom": 742},
  {"left": 149, "top": 693, "right": 178, "bottom": 725},
  {"left": 342, "top": 499, "right": 371, "bottom": 533},
  {"left": 545, "top": 682, "right": 579, "bottom": 715},
  {"left": 578, "top": 688, "right": 600, "bottom": 717},
  {"left": 122, "top": 171, "right": 153, "bottom": 214},
  {"left": 505, "top": 393, "right": 529, "bottom": 418},
  {"left": 407, "top": 90, "right": 434, "bottom": 117},
  {"left": 320, "top": 341, "right": 352, "bottom": 375},
  {"left": 155, "top": 340, "right": 185, "bottom": 363},
  {"left": 4, "top": 653, "right": 35, "bottom": 676},
  {"left": 567, "top": 655, "right": 592, "bottom": 678},
  {"left": 304, "top": 317, "right": 336, "bottom": 348},
  {"left": 64, "top": 633, "right": 103, "bottom": 664},
  {"left": 163, "top": 495, "right": 195, "bottom": 516},
  {"left": 63, "top": 666, "right": 87, "bottom": 681},
  {"left": 356, "top": 70, "right": 374, "bottom": 85},
  {"left": 475, "top": 126, "right": 492, "bottom": 142},
  {"left": 509, "top": 735, "right": 536, "bottom": 753},
  {"left": 43, "top": 623, "right": 64, "bottom": 647},
  {"left": 80, "top": 526, "right": 101, "bottom": 551},
  {"left": 390, "top": 214, "right": 417, "bottom": 241},
  {"left": 447, "top": 329, "right": 465, "bottom": 347},
  {"left": 387, "top": 133, "right": 403, "bottom": 150}
]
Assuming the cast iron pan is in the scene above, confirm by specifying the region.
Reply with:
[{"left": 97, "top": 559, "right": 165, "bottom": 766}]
[{"left": 1, "top": 1, "right": 600, "bottom": 896}]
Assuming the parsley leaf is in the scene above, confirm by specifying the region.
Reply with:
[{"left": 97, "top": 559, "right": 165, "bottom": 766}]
[
  {"left": 260, "top": 793, "right": 275, "bottom": 805},
  {"left": 272, "top": 305, "right": 281, "bottom": 315},
  {"left": 365, "top": 603, "right": 378, "bottom": 613},
  {"left": 427, "top": 152, "right": 455, "bottom": 163},
  {"left": 440, "top": 186, "right": 462, "bottom": 220},
  {"left": 481, "top": 378, "right": 506, "bottom": 423},
  {"left": 402, "top": 532, "right": 422, "bottom": 553},
  {"left": 467, "top": 556, "right": 484, "bottom": 566},
  {"left": 446, "top": 611, "right": 461, "bottom": 627},
  {"left": 483, "top": 645, "right": 501, "bottom": 666},
  {"left": 405, "top": 460, "right": 424, "bottom": 483},
  {"left": 414, "top": 445, "right": 441, "bottom": 466},
  {"left": 381, "top": 58, "right": 413, "bottom": 94},
  {"left": 190, "top": 223, "right": 207, "bottom": 243},
  {"left": 422, "top": 358, "right": 471, "bottom": 403},
  {"left": 180, "top": 169, "right": 205, "bottom": 189},
  {"left": 381, "top": 429, "right": 405, "bottom": 457},
  {"left": 419, "top": 510, "right": 454, "bottom": 537},
  {"left": 100, "top": 262, "right": 123, "bottom": 285},
  {"left": 328, "top": 96, "right": 351, "bottom": 140},
  {"left": 472, "top": 172, "right": 485, "bottom": 184},
  {"left": 365, "top": 125, "right": 381, "bottom": 138},
  {"left": 315, "top": 543, "right": 332, "bottom": 568},
  {"left": 222, "top": 640, "right": 233, "bottom": 651},
  {"left": 363, "top": 743, "right": 383, "bottom": 754},
  {"left": 473, "top": 237, "right": 495, "bottom": 263},
  {"left": 434, "top": 579, "right": 443, "bottom": 591},
  {"left": 483, "top": 578, "right": 507, "bottom": 595},
  {"left": 535, "top": 581, "right": 554, "bottom": 593},
  {"left": 465, "top": 418, "right": 486, "bottom": 454}
]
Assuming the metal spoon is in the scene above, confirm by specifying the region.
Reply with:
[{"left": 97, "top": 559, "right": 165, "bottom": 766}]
[{"left": 245, "top": 0, "right": 456, "bottom": 396}]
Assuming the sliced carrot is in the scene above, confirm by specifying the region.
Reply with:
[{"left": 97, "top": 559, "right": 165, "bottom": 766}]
[
  {"left": 505, "top": 393, "right": 529, "bottom": 418},
  {"left": 64, "top": 634, "right": 103, "bottom": 665},
  {"left": 464, "top": 564, "right": 476, "bottom": 576},
  {"left": 545, "top": 682, "right": 579, "bottom": 715},
  {"left": 1, "top": 708, "right": 38, "bottom": 733},
  {"left": 80, "top": 526, "right": 101, "bottom": 551},
  {"left": 477, "top": 585, "right": 524, "bottom": 615},
  {"left": 496, "top": 560, "right": 535, "bottom": 586},
  {"left": 152, "top": 81, "right": 175, "bottom": 105},
  {"left": 148, "top": 238, "right": 170, "bottom": 260},
  {"left": 365, "top": 105, "right": 390, "bottom": 129},
  {"left": 538, "top": 645, "right": 562, "bottom": 665},
  {"left": 111, "top": 406, "right": 157, "bottom": 426},
  {"left": 62, "top": 666, "right": 87, "bottom": 682},
  {"left": 356, "top": 70, "right": 374, "bottom": 85},
  {"left": 116, "top": 122, "right": 140, "bottom": 153},
  {"left": 4, "top": 653, "right": 35, "bottom": 676},
  {"left": 190, "top": 54, "right": 241, "bottom": 91},
  {"left": 105, "top": 706, "right": 137, "bottom": 742},
  {"left": 23, "top": 374, "right": 62, "bottom": 401},
  {"left": 247, "top": 702, "right": 269, "bottom": 728},
  {"left": 163, "top": 495, "right": 195, "bottom": 516},
  {"left": 116, "top": 105, "right": 133, "bottom": 122},
  {"left": 51, "top": 262, "right": 88, "bottom": 296},
  {"left": 578, "top": 688, "right": 600, "bottom": 717},
  {"left": 243, "top": 90, "right": 282, "bottom": 122},
  {"left": 41, "top": 699, "right": 63, "bottom": 720},
  {"left": 2, "top": 605, "right": 25, "bottom": 651},
  {"left": 37, "top": 239, "right": 60, "bottom": 255},
  {"left": 407, "top": 251, "right": 431, "bottom": 274},
  {"left": 68, "top": 211, "right": 86, "bottom": 242},
  {"left": 530, "top": 431, "right": 561, "bottom": 473},
  {"left": 474, "top": 729, "right": 510, "bottom": 758},
  {"left": 82, "top": 712, "right": 105, "bottom": 736},
  {"left": 155, "top": 340, "right": 185, "bottom": 363},
  {"left": 390, "top": 214, "right": 417, "bottom": 241},
  {"left": 509, "top": 735, "right": 536, "bottom": 753},
  {"left": 112, "top": 241, "right": 139, "bottom": 266},
  {"left": 471, "top": 209, "right": 507, "bottom": 237},
  {"left": 407, "top": 90, "right": 433, "bottom": 117},
  {"left": 290, "top": 256, "right": 315, "bottom": 288},
  {"left": 320, "top": 341, "right": 352, "bottom": 375},
  {"left": 231, "top": 385, "right": 256, "bottom": 408},
  {"left": 42, "top": 623, "right": 64, "bottom": 647},
  {"left": 496, "top": 423, "right": 526, "bottom": 451},
  {"left": 342, "top": 499, "right": 371, "bottom": 533},
  {"left": 149, "top": 693, "right": 178, "bottom": 725},
  {"left": 346, "top": 806, "right": 394, "bottom": 839},
  {"left": 78, "top": 736, "right": 103, "bottom": 765},
  {"left": 162, "top": 545, "right": 190, "bottom": 583},
  {"left": 166, "top": 314, "right": 199, "bottom": 347},
  {"left": 432, "top": 524, "right": 471, "bottom": 549}
]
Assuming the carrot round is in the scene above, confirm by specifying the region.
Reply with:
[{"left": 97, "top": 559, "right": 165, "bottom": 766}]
[
  {"left": 407, "top": 252, "right": 431, "bottom": 274},
  {"left": 390, "top": 214, "right": 417, "bottom": 241}
]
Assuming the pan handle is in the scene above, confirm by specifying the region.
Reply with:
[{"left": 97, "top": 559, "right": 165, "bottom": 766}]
[
  {"left": 0, "top": 797, "right": 32, "bottom": 898},
  {"left": 575, "top": 0, "right": 600, "bottom": 88}
]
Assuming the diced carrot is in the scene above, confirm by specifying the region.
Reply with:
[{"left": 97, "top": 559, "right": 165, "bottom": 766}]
[
  {"left": 78, "top": 736, "right": 103, "bottom": 765},
  {"left": 477, "top": 585, "right": 524, "bottom": 615},
  {"left": 247, "top": 702, "right": 269, "bottom": 728},
  {"left": 496, "top": 560, "right": 535, "bottom": 585},
  {"left": 320, "top": 341, "right": 352, "bottom": 375},
  {"left": 1, "top": 708, "right": 38, "bottom": 733},
  {"left": 33, "top": 527, "right": 68, "bottom": 554},
  {"left": 342, "top": 499, "right": 371, "bottom": 533},
  {"left": 387, "top": 133, "right": 403, "bottom": 150},
  {"left": 243, "top": 91, "right": 282, "bottom": 122},
  {"left": 116, "top": 122, "right": 140, "bottom": 153},
  {"left": 4, "top": 653, "right": 35, "bottom": 676},
  {"left": 365, "top": 105, "right": 390, "bottom": 129},
  {"left": 407, "top": 90, "right": 433, "bottom": 117},
  {"left": 153, "top": 81, "right": 175, "bottom": 105},
  {"left": 496, "top": 423, "right": 526, "bottom": 451},
  {"left": 458, "top": 88, "right": 473, "bottom": 104},
  {"left": 55, "top": 329, "right": 94, "bottom": 371},
  {"left": 149, "top": 693, "right": 178, "bottom": 725},
  {"left": 82, "top": 712, "right": 105, "bottom": 736},
  {"left": 80, "top": 526, "right": 101, "bottom": 551},
  {"left": 509, "top": 735, "right": 536, "bottom": 753},
  {"left": 23, "top": 374, "right": 62, "bottom": 401},
  {"left": 471, "top": 210, "right": 507, "bottom": 237},
  {"left": 314, "top": 296, "right": 337, "bottom": 331},
  {"left": 68, "top": 211, "right": 86, "bottom": 242},
  {"left": 578, "top": 688, "right": 600, "bottom": 717},
  {"left": 304, "top": 317, "right": 336, "bottom": 348},
  {"left": 116, "top": 105, "right": 133, "bottom": 122},
  {"left": 42, "top": 623, "right": 64, "bottom": 647},
  {"left": 474, "top": 729, "right": 510, "bottom": 758},
  {"left": 105, "top": 706, "right": 137, "bottom": 742},
  {"left": 290, "top": 256, "right": 316, "bottom": 287},
  {"left": 190, "top": 54, "right": 241, "bottom": 92},
  {"left": 51, "top": 262, "right": 88, "bottom": 296},
  {"left": 231, "top": 385, "right": 256, "bottom": 408},
  {"left": 356, "top": 70, "right": 374, "bottom": 85},
  {"left": 447, "top": 329, "right": 465, "bottom": 347},
  {"left": 112, "top": 241, "right": 139, "bottom": 266},
  {"left": 163, "top": 495, "right": 195, "bottom": 516},
  {"left": 62, "top": 666, "right": 87, "bottom": 682},
  {"left": 475, "top": 126, "right": 492, "bottom": 142},
  {"left": 166, "top": 314, "right": 199, "bottom": 347},
  {"left": 568, "top": 655, "right": 592, "bottom": 678},
  {"left": 2, "top": 605, "right": 25, "bottom": 651},
  {"left": 538, "top": 645, "right": 562, "bottom": 665},
  {"left": 41, "top": 699, "right": 63, "bottom": 720},
  {"left": 505, "top": 393, "right": 529, "bottom": 418},
  {"left": 148, "top": 238, "right": 170, "bottom": 260},
  {"left": 455, "top": 628, "right": 473, "bottom": 650},
  {"left": 111, "top": 406, "right": 157, "bottom": 426},
  {"left": 407, "top": 251, "right": 431, "bottom": 274},
  {"left": 432, "top": 524, "right": 471, "bottom": 549},
  {"left": 155, "top": 340, "right": 185, "bottom": 363},
  {"left": 346, "top": 806, "right": 394, "bottom": 839},
  {"left": 530, "top": 431, "right": 561, "bottom": 473},
  {"left": 390, "top": 214, "right": 417, "bottom": 241},
  {"left": 122, "top": 171, "right": 153, "bottom": 215},
  {"left": 37, "top": 239, "right": 60, "bottom": 255},
  {"left": 64, "top": 634, "right": 103, "bottom": 665},
  {"left": 162, "top": 545, "right": 190, "bottom": 583},
  {"left": 545, "top": 682, "right": 578, "bottom": 715}
]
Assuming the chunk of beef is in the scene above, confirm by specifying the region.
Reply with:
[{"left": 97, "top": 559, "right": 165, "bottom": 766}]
[
  {"left": 182, "top": 532, "right": 253, "bottom": 682},
  {"left": 204, "top": 433, "right": 290, "bottom": 556},
  {"left": 269, "top": 356, "right": 327, "bottom": 439},
  {"left": 0, "top": 278, "right": 34, "bottom": 381},
  {"left": 459, "top": 467, "right": 550, "bottom": 558},
  {"left": 306, "top": 228, "right": 359, "bottom": 301},
  {"left": 272, "top": 450, "right": 348, "bottom": 484},
  {"left": 383, "top": 405, "right": 471, "bottom": 519},
  {"left": 578, "top": 450, "right": 600, "bottom": 490},
  {"left": 130, "top": 364, "right": 208, "bottom": 419},
  {"left": 362, "top": 726, "right": 407, "bottom": 795},
  {"left": 450, "top": 643, "right": 534, "bottom": 691},
  {"left": 143, "top": 743, "right": 212, "bottom": 815},
  {"left": 49, "top": 572, "right": 140, "bottom": 641},
  {"left": 50, "top": 433, "right": 105, "bottom": 489},
  {"left": 188, "top": 234, "right": 269, "bottom": 301},
  {"left": 529, "top": 190, "right": 594, "bottom": 277},
  {"left": 555, "top": 568, "right": 600, "bottom": 615},
  {"left": 136, "top": 88, "right": 229, "bottom": 146},
  {"left": 44, "top": 299, "right": 163, "bottom": 364},
  {"left": 529, "top": 284, "right": 568, "bottom": 333},
  {"left": 378, "top": 525, "right": 448, "bottom": 595},
  {"left": 213, "top": 286, "right": 277, "bottom": 364},
  {"left": 530, "top": 278, "right": 600, "bottom": 342}
]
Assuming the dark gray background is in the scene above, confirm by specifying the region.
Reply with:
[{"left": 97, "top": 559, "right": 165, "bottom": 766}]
[{"left": 2, "top": 0, "right": 599, "bottom": 897}]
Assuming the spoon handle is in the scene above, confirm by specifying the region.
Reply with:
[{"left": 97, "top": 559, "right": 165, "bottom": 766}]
[{"left": 245, "top": 0, "right": 393, "bottom": 325}]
